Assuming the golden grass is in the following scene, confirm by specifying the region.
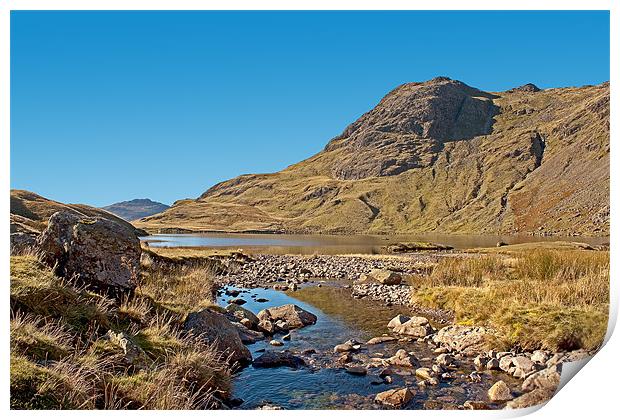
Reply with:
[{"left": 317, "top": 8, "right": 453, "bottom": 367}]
[
  {"left": 10, "top": 255, "right": 230, "bottom": 410},
  {"left": 411, "top": 250, "right": 609, "bottom": 351}
]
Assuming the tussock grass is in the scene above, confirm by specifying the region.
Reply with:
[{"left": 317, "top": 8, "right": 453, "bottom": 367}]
[
  {"left": 10, "top": 255, "right": 230, "bottom": 410},
  {"left": 411, "top": 250, "right": 609, "bottom": 351},
  {"left": 137, "top": 259, "right": 216, "bottom": 316}
]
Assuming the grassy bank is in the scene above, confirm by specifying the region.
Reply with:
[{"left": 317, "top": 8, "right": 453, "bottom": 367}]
[
  {"left": 10, "top": 254, "right": 230, "bottom": 410},
  {"left": 410, "top": 249, "right": 609, "bottom": 352}
]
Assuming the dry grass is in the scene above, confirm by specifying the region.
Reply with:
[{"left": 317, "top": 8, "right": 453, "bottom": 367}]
[
  {"left": 411, "top": 250, "right": 609, "bottom": 351},
  {"left": 10, "top": 255, "right": 230, "bottom": 410}
]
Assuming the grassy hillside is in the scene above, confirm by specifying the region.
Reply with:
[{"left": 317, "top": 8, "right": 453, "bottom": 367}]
[
  {"left": 10, "top": 253, "right": 230, "bottom": 409},
  {"left": 136, "top": 79, "right": 609, "bottom": 236}
]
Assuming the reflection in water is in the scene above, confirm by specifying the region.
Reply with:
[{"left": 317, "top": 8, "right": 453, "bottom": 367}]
[{"left": 143, "top": 232, "right": 609, "bottom": 255}]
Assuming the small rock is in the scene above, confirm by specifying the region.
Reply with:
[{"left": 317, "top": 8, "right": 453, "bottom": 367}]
[
  {"left": 374, "top": 388, "right": 414, "bottom": 408},
  {"left": 270, "top": 340, "right": 283, "bottom": 347},
  {"left": 345, "top": 366, "right": 367, "bottom": 376},
  {"left": 488, "top": 380, "right": 513, "bottom": 402}
]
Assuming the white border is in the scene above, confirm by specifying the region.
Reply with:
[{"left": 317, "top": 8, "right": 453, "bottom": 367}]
[{"left": 1, "top": 2, "right": 616, "bottom": 419}]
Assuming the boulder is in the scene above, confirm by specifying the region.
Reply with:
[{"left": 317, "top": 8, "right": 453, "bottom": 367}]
[
  {"left": 433, "top": 325, "right": 496, "bottom": 356},
  {"left": 36, "top": 211, "right": 141, "bottom": 294},
  {"left": 226, "top": 304, "right": 259, "bottom": 328},
  {"left": 374, "top": 388, "right": 414, "bottom": 408},
  {"left": 345, "top": 366, "right": 367, "bottom": 376},
  {"left": 10, "top": 232, "right": 37, "bottom": 255},
  {"left": 506, "top": 388, "right": 554, "bottom": 409},
  {"left": 367, "top": 269, "right": 402, "bottom": 285},
  {"left": 258, "top": 319, "right": 276, "bottom": 335},
  {"left": 257, "top": 304, "right": 317, "bottom": 329},
  {"left": 387, "top": 349, "right": 419, "bottom": 368},
  {"left": 252, "top": 351, "right": 305, "bottom": 369},
  {"left": 387, "top": 314, "right": 410, "bottom": 329},
  {"left": 435, "top": 353, "right": 454, "bottom": 367},
  {"left": 487, "top": 380, "right": 513, "bottom": 402},
  {"left": 522, "top": 364, "right": 562, "bottom": 393},
  {"left": 184, "top": 309, "right": 252, "bottom": 367},
  {"left": 233, "top": 322, "right": 264, "bottom": 344},
  {"left": 392, "top": 316, "right": 433, "bottom": 338},
  {"left": 415, "top": 367, "right": 434, "bottom": 381}
]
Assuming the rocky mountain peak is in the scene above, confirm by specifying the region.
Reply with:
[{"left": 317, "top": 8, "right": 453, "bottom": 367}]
[
  {"left": 507, "top": 83, "right": 541, "bottom": 93},
  {"left": 325, "top": 77, "right": 499, "bottom": 180}
]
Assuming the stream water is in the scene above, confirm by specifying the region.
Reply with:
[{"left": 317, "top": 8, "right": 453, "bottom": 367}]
[{"left": 217, "top": 283, "right": 520, "bottom": 410}]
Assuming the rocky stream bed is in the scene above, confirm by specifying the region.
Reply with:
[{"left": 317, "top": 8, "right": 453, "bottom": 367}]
[{"left": 212, "top": 254, "right": 592, "bottom": 410}]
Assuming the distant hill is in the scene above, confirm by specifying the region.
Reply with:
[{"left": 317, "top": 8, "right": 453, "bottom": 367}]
[
  {"left": 102, "top": 199, "right": 170, "bottom": 221},
  {"left": 10, "top": 189, "right": 147, "bottom": 236},
  {"left": 136, "top": 77, "right": 609, "bottom": 236}
]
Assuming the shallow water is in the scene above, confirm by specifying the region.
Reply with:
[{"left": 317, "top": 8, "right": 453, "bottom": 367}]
[
  {"left": 143, "top": 232, "right": 608, "bottom": 255},
  {"left": 217, "top": 284, "right": 520, "bottom": 409}
]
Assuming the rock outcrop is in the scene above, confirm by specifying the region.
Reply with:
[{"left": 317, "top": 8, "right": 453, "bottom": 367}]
[
  {"left": 184, "top": 308, "right": 252, "bottom": 368},
  {"left": 36, "top": 211, "right": 142, "bottom": 294}
]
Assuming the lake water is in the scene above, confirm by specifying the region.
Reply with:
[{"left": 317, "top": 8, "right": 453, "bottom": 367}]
[{"left": 141, "top": 232, "right": 608, "bottom": 255}]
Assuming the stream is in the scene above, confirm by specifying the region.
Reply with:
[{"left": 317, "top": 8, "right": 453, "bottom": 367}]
[{"left": 217, "top": 282, "right": 521, "bottom": 409}]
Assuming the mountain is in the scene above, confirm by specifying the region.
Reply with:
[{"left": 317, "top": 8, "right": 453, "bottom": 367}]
[
  {"left": 10, "top": 189, "right": 147, "bottom": 236},
  {"left": 135, "top": 77, "right": 609, "bottom": 236},
  {"left": 102, "top": 199, "right": 170, "bottom": 221}
]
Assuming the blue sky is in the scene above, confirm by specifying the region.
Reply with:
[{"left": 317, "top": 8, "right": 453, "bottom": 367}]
[{"left": 11, "top": 11, "right": 610, "bottom": 207}]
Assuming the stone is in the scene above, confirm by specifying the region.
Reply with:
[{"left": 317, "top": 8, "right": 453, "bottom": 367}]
[
  {"left": 334, "top": 343, "right": 358, "bottom": 353},
  {"left": 367, "top": 336, "right": 397, "bottom": 345},
  {"left": 282, "top": 333, "right": 291, "bottom": 341},
  {"left": 374, "top": 388, "right": 414, "bottom": 408},
  {"left": 511, "top": 355, "right": 534, "bottom": 373},
  {"left": 522, "top": 364, "right": 562, "bottom": 393},
  {"left": 486, "top": 358, "right": 500, "bottom": 370},
  {"left": 367, "top": 269, "right": 402, "bottom": 285},
  {"left": 257, "top": 304, "right": 317, "bottom": 329},
  {"left": 392, "top": 316, "right": 433, "bottom": 338},
  {"left": 415, "top": 367, "right": 434, "bottom": 381},
  {"left": 387, "top": 314, "right": 410, "bottom": 329},
  {"left": 488, "top": 380, "right": 513, "bottom": 402},
  {"left": 474, "top": 355, "right": 488, "bottom": 370},
  {"left": 435, "top": 353, "right": 454, "bottom": 367},
  {"left": 226, "top": 303, "right": 259, "bottom": 328},
  {"left": 258, "top": 319, "right": 276, "bottom": 335},
  {"left": 463, "top": 400, "right": 490, "bottom": 410},
  {"left": 388, "top": 349, "right": 419, "bottom": 368},
  {"left": 499, "top": 355, "right": 514, "bottom": 372},
  {"left": 228, "top": 298, "right": 247, "bottom": 305},
  {"left": 252, "top": 351, "right": 305, "bottom": 369},
  {"left": 255, "top": 298, "right": 269, "bottom": 303},
  {"left": 506, "top": 388, "right": 554, "bottom": 409},
  {"left": 530, "top": 350, "right": 550, "bottom": 365},
  {"left": 184, "top": 309, "right": 252, "bottom": 367},
  {"left": 10, "top": 232, "right": 37, "bottom": 255},
  {"left": 233, "top": 322, "right": 264, "bottom": 344},
  {"left": 36, "top": 211, "right": 141, "bottom": 294},
  {"left": 240, "top": 318, "right": 254, "bottom": 329},
  {"left": 433, "top": 325, "right": 496, "bottom": 356},
  {"left": 345, "top": 366, "right": 367, "bottom": 376},
  {"left": 104, "top": 330, "right": 150, "bottom": 369},
  {"left": 270, "top": 340, "right": 283, "bottom": 347}
]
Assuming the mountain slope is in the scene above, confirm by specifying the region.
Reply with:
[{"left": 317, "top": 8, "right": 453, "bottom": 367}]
[
  {"left": 102, "top": 198, "right": 170, "bottom": 221},
  {"left": 136, "top": 78, "right": 609, "bottom": 236}
]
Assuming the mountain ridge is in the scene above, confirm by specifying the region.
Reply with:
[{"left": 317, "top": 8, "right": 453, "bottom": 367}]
[{"left": 136, "top": 77, "right": 609, "bottom": 236}]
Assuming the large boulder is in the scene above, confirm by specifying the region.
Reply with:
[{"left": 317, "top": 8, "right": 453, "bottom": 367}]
[
  {"left": 257, "top": 304, "right": 317, "bottom": 330},
  {"left": 184, "top": 309, "right": 252, "bottom": 368},
  {"left": 433, "top": 325, "right": 496, "bottom": 356},
  {"left": 36, "top": 211, "right": 141, "bottom": 294},
  {"left": 488, "top": 380, "right": 513, "bottom": 402},
  {"left": 521, "top": 364, "right": 562, "bottom": 393}
]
